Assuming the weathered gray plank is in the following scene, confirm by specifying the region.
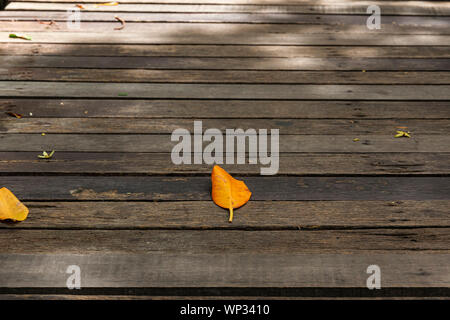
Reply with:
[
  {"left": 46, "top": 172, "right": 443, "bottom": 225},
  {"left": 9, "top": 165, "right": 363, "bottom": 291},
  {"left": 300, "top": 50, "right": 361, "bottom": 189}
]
[
  {"left": 1, "top": 176, "right": 449, "bottom": 201},
  {"left": 4, "top": 68, "right": 450, "bottom": 84},
  {"left": 0, "top": 252, "right": 449, "bottom": 291},
  {"left": 2, "top": 21, "right": 450, "bottom": 35},
  {"left": 2, "top": 32, "right": 450, "bottom": 45},
  {"left": 2, "top": 118, "right": 449, "bottom": 134},
  {"left": 2, "top": 56, "right": 450, "bottom": 71},
  {"left": 6, "top": 0, "right": 447, "bottom": 4},
  {"left": 1, "top": 229, "right": 449, "bottom": 254},
  {"left": 1, "top": 200, "right": 448, "bottom": 229},
  {"left": 1, "top": 82, "right": 450, "bottom": 100},
  {"left": 6, "top": 0, "right": 449, "bottom": 4},
  {"left": 1, "top": 152, "right": 449, "bottom": 175},
  {"left": 2, "top": 99, "right": 449, "bottom": 119},
  {"left": 2, "top": 44, "right": 450, "bottom": 58},
  {"left": 0, "top": 134, "right": 449, "bottom": 153},
  {"left": 2, "top": 12, "right": 448, "bottom": 26},
  {"left": 6, "top": 2, "right": 450, "bottom": 15}
]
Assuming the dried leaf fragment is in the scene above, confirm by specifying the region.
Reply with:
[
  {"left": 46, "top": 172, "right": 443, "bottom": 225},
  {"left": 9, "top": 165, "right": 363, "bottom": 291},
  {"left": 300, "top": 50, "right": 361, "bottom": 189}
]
[
  {"left": 211, "top": 165, "right": 251, "bottom": 222},
  {"left": 5, "top": 112, "right": 23, "bottom": 118},
  {"left": 94, "top": 1, "right": 119, "bottom": 7},
  {"left": 9, "top": 33, "right": 32, "bottom": 41},
  {"left": 38, "top": 150, "right": 55, "bottom": 159},
  {"left": 36, "top": 19, "right": 55, "bottom": 25},
  {"left": 114, "top": 15, "right": 126, "bottom": 30},
  {"left": 75, "top": 4, "right": 86, "bottom": 9},
  {"left": 0, "top": 187, "right": 29, "bottom": 222}
]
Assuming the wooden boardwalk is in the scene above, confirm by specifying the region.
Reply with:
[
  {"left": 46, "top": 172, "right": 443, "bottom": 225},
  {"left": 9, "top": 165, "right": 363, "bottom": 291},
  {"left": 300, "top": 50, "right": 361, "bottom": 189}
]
[{"left": 0, "top": 0, "right": 449, "bottom": 299}]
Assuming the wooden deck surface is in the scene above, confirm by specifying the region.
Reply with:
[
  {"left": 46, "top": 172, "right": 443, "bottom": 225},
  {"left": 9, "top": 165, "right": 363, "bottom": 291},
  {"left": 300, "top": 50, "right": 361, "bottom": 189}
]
[{"left": 0, "top": 0, "right": 449, "bottom": 299}]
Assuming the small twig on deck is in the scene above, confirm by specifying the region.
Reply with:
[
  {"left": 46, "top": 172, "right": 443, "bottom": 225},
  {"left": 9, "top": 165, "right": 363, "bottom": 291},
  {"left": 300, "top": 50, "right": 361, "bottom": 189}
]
[{"left": 114, "top": 15, "right": 126, "bottom": 30}]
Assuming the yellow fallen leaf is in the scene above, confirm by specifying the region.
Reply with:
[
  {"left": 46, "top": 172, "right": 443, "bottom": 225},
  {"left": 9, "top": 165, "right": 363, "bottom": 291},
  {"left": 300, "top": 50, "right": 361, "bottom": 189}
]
[
  {"left": 353, "top": 138, "right": 360, "bottom": 142},
  {"left": 211, "top": 165, "right": 251, "bottom": 222},
  {"left": 0, "top": 187, "right": 29, "bottom": 221},
  {"left": 395, "top": 130, "right": 411, "bottom": 138},
  {"left": 38, "top": 150, "right": 55, "bottom": 159}
]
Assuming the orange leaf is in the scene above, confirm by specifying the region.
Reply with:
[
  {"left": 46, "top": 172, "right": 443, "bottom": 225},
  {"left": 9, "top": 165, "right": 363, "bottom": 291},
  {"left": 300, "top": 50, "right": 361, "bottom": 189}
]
[
  {"left": 211, "top": 165, "right": 251, "bottom": 222},
  {"left": 0, "top": 187, "right": 29, "bottom": 222}
]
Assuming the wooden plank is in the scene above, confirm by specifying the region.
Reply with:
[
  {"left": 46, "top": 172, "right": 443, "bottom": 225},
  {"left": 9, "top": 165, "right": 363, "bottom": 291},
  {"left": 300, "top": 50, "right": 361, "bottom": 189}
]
[
  {"left": 2, "top": 21, "right": 450, "bottom": 35},
  {"left": 1, "top": 229, "right": 449, "bottom": 254},
  {"left": 1, "top": 176, "right": 449, "bottom": 201},
  {"left": 1, "top": 82, "right": 450, "bottom": 100},
  {"left": 3, "top": 69, "right": 450, "bottom": 84},
  {"left": 0, "top": 252, "right": 449, "bottom": 292},
  {"left": 0, "top": 134, "right": 449, "bottom": 153},
  {"left": 6, "top": 0, "right": 448, "bottom": 4},
  {"left": 1, "top": 152, "right": 449, "bottom": 175},
  {"left": 2, "top": 118, "right": 449, "bottom": 134},
  {"left": 2, "top": 44, "right": 450, "bottom": 58},
  {"left": 6, "top": 2, "right": 450, "bottom": 16},
  {"left": 6, "top": 0, "right": 449, "bottom": 4},
  {"left": 2, "top": 99, "right": 449, "bottom": 119},
  {"left": 1, "top": 200, "right": 448, "bottom": 229},
  {"left": 2, "top": 12, "right": 448, "bottom": 26},
  {"left": 2, "top": 56, "right": 450, "bottom": 71},
  {"left": 2, "top": 32, "right": 450, "bottom": 45}
]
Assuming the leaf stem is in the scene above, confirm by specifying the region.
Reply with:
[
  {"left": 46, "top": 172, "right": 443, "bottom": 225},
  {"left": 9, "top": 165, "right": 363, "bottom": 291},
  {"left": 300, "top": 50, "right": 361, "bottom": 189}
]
[{"left": 229, "top": 198, "right": 233, "bottom": 223}]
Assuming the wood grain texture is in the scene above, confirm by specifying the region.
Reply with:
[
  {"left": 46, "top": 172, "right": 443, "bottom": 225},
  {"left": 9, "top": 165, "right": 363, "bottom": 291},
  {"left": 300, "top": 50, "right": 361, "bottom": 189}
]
[
  {"left": 1, "top": 176, "right": 449, "bottom": 201},
  {"left": 2, "top": 56, "right": 450, "bottom": 71},
  {"left": 6, "top": 2, "right": 450, "bottom": 15},
  {"left": 1, "top": 229, "right": 449, "bottom": 254},
  {"left": 2, "top": 11, "right": 449, "bottom": 26},
  {"left": 0, "top": 252, "right": 449, "bottom": 291},
  {"left": 2, "top": 21, "right": 450, "bottom": 35},
  {"left": 0, "top": 0, "right": 448, "bottom": 300},
  {"left": 6, "top": 0, "right": 449, "bottom": 4},
  {"left": 1, "top": 200, "right": 448, "bottom": 229},
  {"left": 1, "top": 152, "right": 449, "bottom": 175},
  {"left": 2, "top": 44, "right": 450, "bottom": 58},
  {"left": 6, "top": 0, "right": 450, "bottom": 4},
  {"left": 2, "top": 32, "right": 450, "bottom": 45},
  {"left": 1, "top": 82, "right": 450, "bottom": 100},
  {"left": 1, "top": 134, "right": 449, "bottom": 153},
  {"left": 2, "top": 99, "right": 449, "bottom": 119},
  {"left": 2, "top": 118, "right": 449, "bottom": 134},
  {"left": 4, "top": 68, "right": 450, "bottom": 84}
]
